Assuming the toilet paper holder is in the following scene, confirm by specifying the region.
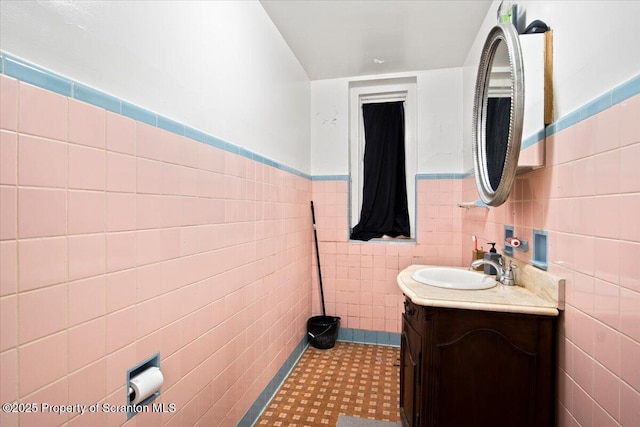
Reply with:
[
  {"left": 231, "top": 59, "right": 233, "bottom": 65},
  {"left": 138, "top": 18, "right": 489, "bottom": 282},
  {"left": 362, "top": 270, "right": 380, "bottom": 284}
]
[{"left": 126, "top": 353, "right": 162, "bottom": 420}]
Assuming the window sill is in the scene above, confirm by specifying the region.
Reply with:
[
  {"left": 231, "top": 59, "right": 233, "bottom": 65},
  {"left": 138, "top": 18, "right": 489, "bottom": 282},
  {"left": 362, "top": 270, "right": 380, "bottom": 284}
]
[{"left": 348, "top": 236, "right": 416, "bottom": 244}]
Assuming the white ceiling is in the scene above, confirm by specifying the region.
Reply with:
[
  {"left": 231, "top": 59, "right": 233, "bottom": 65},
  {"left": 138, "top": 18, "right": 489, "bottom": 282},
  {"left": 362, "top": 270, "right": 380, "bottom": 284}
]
[{"left": 260, "top": 0, "right": 493, "bottom": 80}]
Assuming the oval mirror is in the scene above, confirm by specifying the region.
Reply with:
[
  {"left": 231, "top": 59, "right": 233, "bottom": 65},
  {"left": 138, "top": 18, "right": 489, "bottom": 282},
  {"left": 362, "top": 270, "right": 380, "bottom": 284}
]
[{"left": 472, "top": 23, "right": 524, "bottom": 206}]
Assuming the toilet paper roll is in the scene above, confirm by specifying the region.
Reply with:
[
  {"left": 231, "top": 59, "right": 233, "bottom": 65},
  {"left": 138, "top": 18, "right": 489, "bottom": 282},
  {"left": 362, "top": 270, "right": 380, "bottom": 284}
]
[{"left": 130, "top": 366, "right": 163, "bottom": 405}]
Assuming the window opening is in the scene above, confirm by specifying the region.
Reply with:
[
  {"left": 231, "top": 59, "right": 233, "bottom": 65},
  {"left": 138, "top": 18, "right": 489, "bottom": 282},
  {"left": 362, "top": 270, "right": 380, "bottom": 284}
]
[
  {"left": 349, "top": 79, "right": 417, "bottom": 241},
  {"left": 350, "top": 101, "right": 410, "bottom": 241}
]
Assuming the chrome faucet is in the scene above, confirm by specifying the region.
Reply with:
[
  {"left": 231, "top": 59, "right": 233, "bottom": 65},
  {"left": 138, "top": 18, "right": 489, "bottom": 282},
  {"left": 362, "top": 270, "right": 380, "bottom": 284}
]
[{"left": 470, "top": 259, "right": 516, "bottom": 286}]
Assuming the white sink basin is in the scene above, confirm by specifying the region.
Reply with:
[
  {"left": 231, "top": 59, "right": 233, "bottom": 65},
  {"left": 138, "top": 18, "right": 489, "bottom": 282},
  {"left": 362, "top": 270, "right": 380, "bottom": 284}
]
[{"left": 411, "top": 267, "right": 497, "bottom": 290}]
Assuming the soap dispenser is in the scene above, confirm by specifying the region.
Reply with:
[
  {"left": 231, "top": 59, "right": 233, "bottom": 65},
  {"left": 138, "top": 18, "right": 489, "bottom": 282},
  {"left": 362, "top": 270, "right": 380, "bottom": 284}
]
[{"left": 483, "top": 243, "right": 502, "bottom": 275}]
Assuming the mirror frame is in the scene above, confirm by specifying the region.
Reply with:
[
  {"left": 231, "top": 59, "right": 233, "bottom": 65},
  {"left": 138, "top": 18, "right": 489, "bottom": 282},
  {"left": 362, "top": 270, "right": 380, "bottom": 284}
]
[{"left": 472, "top": 23, "right": 524, "bottom": 207}]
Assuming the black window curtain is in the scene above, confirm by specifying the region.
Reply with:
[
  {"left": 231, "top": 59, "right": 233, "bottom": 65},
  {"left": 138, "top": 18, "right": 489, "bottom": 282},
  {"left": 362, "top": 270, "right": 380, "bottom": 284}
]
[{"left": 351, "top": 101, "right": 410, "bottom": 241}]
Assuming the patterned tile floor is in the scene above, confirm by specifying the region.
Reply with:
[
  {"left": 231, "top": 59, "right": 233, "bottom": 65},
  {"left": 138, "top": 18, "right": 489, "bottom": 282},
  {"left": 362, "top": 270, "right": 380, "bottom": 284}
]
[{"left": 257, "top": 342, "right": 401, "bottom": 426}]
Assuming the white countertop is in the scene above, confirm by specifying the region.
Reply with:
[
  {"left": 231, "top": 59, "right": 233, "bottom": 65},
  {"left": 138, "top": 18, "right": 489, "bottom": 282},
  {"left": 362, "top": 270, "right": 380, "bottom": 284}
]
[{"left": 397, "top": 264, "right": 560, "bottom": 317}]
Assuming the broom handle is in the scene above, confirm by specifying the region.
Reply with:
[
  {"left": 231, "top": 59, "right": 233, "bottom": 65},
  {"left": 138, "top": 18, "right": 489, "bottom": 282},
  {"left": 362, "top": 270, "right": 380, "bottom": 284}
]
[{"left": 310, "top": 201, "right": 326, "bottom": 316}]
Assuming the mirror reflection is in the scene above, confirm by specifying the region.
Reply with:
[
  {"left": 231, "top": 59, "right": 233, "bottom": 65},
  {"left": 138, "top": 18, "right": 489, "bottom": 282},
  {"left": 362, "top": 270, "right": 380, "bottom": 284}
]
[{"left": 486, "top": 41, "right": 511, "bottom": 192}]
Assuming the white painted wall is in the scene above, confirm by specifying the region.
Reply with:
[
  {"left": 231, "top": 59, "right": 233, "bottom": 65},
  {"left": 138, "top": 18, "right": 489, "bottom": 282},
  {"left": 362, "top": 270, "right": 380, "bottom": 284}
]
[
  {"left": 310, "top": 78, "right": 349, "bottom": 175},
  {"left": 462, "top": 0, "right": 640, "bottom": 170},
  {"left": 310, "top": 68, "right": 464, "bottom": 176},
  {"left": 0, "top": 0, "right": 311, "bottom": 172},
  {"left": 517, "top": 0, "right": 640, "bottom": 117},
  {"left": 6, "top": 0, "right": 636, "bottom": 176}
]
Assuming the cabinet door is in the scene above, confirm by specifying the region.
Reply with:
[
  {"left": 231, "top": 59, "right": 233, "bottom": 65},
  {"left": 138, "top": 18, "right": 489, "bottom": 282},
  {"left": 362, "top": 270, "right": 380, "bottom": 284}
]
[
  {"left": 431, "top": 309, "right": 555, "bottom": 427},
  {"left": 400, "top": 314, "right": 422, "bottom": 427}
]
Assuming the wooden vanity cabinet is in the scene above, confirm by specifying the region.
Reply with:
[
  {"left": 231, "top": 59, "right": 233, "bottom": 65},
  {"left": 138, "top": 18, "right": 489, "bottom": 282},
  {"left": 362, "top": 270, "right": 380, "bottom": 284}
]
[
  {"left": 400, "top": 297, "right": 556, "bottom": 427},
  {"left": 400, "top": 299, "right": 424, "bottom": 427}
]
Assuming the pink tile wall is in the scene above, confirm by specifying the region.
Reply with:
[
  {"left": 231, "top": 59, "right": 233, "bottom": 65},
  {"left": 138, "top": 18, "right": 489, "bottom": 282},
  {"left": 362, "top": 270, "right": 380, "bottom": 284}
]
[
  {"left": 310, "top": 178, "right": 463, "bottom": 333},
  {"left": 461, "top": 94, "right": 640, "bottom": 427},
  {"left": 0, "top": 75, "right": 312, "bottom": 427}
]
